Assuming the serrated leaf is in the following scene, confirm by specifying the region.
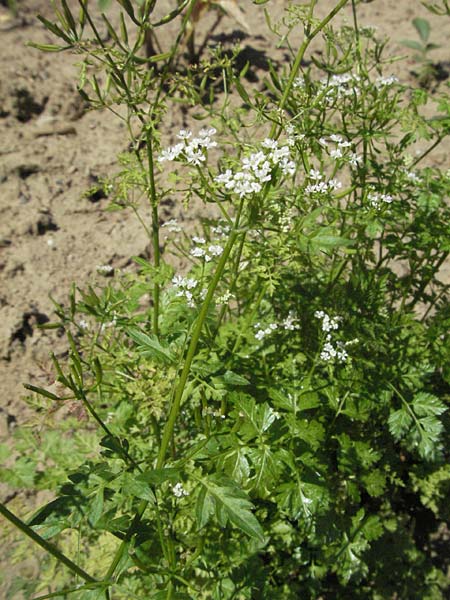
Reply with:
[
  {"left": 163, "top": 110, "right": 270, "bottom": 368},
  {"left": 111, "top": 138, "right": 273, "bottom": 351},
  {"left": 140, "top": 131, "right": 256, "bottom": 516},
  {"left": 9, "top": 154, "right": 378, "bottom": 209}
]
[
  {"left": 388, "top": 408, "right": 412, "bottom": 439},
  {"left": 220, "top": 446, "right": 251, "bottom": 484},
  {"left": 233, "top": 396, "right": 278, "bottom": 440},
  {"left": 223, "top": 370, "right": 250, "bottom": 386},
  {"left": 412, "top": 392, "right": 447, "bottom": 417},
  {"left": 361, "top": 470, "right": 386, "bottom": 498},
  {"left": 201, "top": 476, "right": 265, "bottom": 542},
  {"left": 136, "top": 468, "right": 181, "bottom": 486},
  {"left": 89, "top": 487, "right": 104, "bottom": 526},
  {"left": 248, "top": 445, "right": 278, "bottom": 495},
  {"left": 121, "top": 473, "right": 156, "bottom": 502},
  {"left": 196, "top": 485, "right": 216, "bottom": 530},
  {"left": 126, "top": 328, "right": 175, "bottom": 364}
]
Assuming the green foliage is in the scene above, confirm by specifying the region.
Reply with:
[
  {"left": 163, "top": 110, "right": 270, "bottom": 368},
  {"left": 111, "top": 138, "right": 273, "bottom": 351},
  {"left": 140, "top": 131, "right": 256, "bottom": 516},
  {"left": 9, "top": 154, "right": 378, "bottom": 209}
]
[
  {"left": 2, "top": 1, "right": 450, "bottom": 599},
  {"left": 401, "top": 17, "right": 441, "bottom": 87}
]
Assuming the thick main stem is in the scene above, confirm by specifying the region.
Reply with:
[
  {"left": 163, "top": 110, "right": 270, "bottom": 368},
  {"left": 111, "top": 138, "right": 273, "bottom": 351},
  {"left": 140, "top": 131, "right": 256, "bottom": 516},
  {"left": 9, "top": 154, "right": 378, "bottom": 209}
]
[{"left": 156, "top": 226, "right": 240, "bottom": 468}]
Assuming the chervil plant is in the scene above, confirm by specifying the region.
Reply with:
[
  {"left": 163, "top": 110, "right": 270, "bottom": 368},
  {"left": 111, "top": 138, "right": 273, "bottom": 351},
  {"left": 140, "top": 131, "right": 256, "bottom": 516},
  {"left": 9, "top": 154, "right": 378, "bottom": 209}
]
[{"left": 1, "top": 1, "right": 450, "bottom": 598}]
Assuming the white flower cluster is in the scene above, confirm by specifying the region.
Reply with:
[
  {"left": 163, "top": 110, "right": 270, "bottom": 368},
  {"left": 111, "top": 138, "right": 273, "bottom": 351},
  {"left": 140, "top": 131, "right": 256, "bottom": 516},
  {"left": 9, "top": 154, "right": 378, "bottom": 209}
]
[
  {"left": 375, "top": 75, "right": 399, "bottom": 88},
  {"left": 96, "top": 264, "right": 114, "bottom": 275},
  {"left": 161, "top": 218, "right": 182, "bottom": 233},
  {"left": 314, "top": 310, "right": 341, "bottom": 332},
  {"left": 211, "top": 223, "right": 231, "bottom": 238},
  {"left": 320, "top": 73, "right": 362, "bottom": 100},
  {"left": 315, "top": 310, "right": 357, "bottom": 363},
  {"left": 215, "top": 290, "right": 233, "bottom": 306},
  {"left": 404, "top": 170, "right": 421, "bottom": 184},
  {"left": 294, "top": 72, "right": 398, "bottom": 102},
  {"left": 79, "top": 319, "right": 89, "bottom": 331},
  {"left": 254, "top": 311, "right": 300, "bottom": 341},
  {"left": 305, "top": 169, "right": 343, "bottom": 195},
  {"left": 172, "top": 275, "right": 199, "bottom": 307},
  {"left": 190, "top": 236, "right": 224, "bottom": 262},
  {"left": 171, "top": 482, "right": 189, "bottom": 498},
  {"left": 367, "top": 192, "right": 393, "bottom": 209},
  {"left": 319, "top": 134, "right": 362, "bottom": 168},
  {"left": 214, "top": 138, "right": 296, "bottom": 198},
  {"left": 158, "top": 128, "right": 217, "bottom": 166},
  {"left": 254, "top": 322, "right": 278, "bottom": 341}
]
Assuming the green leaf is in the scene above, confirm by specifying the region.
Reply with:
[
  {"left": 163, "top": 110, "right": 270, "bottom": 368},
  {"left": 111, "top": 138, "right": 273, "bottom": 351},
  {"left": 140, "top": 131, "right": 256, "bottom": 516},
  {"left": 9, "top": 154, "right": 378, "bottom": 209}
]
[
  {"left": 116, "top": 0, "right": 140, "bottom": 25},
  {"left": 89, "top": 487, "right": 104, "bottom": 526},
  {"left": 196, "top": 485, "right": 215, "bottom": 529},
  {"left": 120, "top": 473, "right": 156, "bottom": 503},
  {"left": 401, "top": 39, "right": 424, "bottom": 52},
  {"left": 413, "top": 17, "right": 430, "bottom": 42},
  {"left": 233, "top": 396, "right": 279, "bottom": 440},
  {"left": 137, "top": 468, "right": 181, "bottom": 487},
  {"left": 23, "top": 383, "right": 62, "bottom": 401},
  {"left": 388, "top": 408, "right": 412, "bottom": 439},
  {"left": 223, "top": 370, "right": 250, "bottom": 386},
  {"left": 248, "top": 445, "right": 278, "bottom": 495},
  {"left": 37, "top": 15, "right": 73, "bottom": 44},
  {"left": 220, "top": 446, "right": 251, "bottom": 484},
  {"left": 60, "top": 0, "right": 77, "bottom": 35},
  {"left": 200, "top": 476, "right": 265, "bottom": 542},
  {"left": 126, "top": 328, "right": 175, "bottom": 364},
  {"left": 412, "top": 392, "right": 447, "bottom": 417},
  {"left": 27, "top": 42, "right": 65, "bottom": 52}
]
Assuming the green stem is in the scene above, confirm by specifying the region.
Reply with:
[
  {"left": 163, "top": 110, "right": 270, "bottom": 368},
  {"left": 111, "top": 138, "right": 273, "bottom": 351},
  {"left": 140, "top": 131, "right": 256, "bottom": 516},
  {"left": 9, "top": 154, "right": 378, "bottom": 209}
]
[
  {"left": 270, "top": 0, "right": 350, "bottom": 138},
  {"left": 156, "top": 225, "right": 241, "bottom": 469},
  {"left": 146, "top": 132, "right": 161, "bottom": 336},
  {"left": 0, "top": 502, "right": 96, "bottom": 584}
]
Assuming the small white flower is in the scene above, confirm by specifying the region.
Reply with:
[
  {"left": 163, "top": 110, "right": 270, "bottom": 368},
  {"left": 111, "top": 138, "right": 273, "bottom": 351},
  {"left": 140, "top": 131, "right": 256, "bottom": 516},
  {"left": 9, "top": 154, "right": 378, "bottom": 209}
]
[
  {"left": 330, "top": 148, "right": 343, "bottom": 159},
  {"left": 282, "top": 311, "right": 300, "bottom": 331},
  {"left": 79, "top": 319, "right": 89, "bottom": 330},
  {"left": 328, "top": 178, "right": 342, "bottom": 191},
  {"left": 348, "top": 153, "right": 362, "bottom": 167},
  {"left": 171, "top": 482, "right": 189, "bottom": 497},
  {"left": 191, "top": 246, "right": 206, "bottom": 258},
  {"left": 192, "top": 236, "right": 206, "bottom": 245},
  {"left": 177, "top": 129, "right": 192, "bottom": 140},
  {"left": 208, "top": 244, "right": 224, "bottom": 257},
  {"left": 199, "top": 127, "right": 217, "bottom": 138},
  {"left": 262, "top": 138, "right": 279, "bottom": 150},
  {"left": 309, "top": 169, "right": 323, "bottom": 181}
]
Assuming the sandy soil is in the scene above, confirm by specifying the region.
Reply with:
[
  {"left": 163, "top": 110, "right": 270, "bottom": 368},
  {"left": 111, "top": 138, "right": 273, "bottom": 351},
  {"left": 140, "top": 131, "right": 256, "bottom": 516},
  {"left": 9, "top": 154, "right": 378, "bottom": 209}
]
[{"left": 0, "top": 0, "right": 449, "bottom": 594}]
